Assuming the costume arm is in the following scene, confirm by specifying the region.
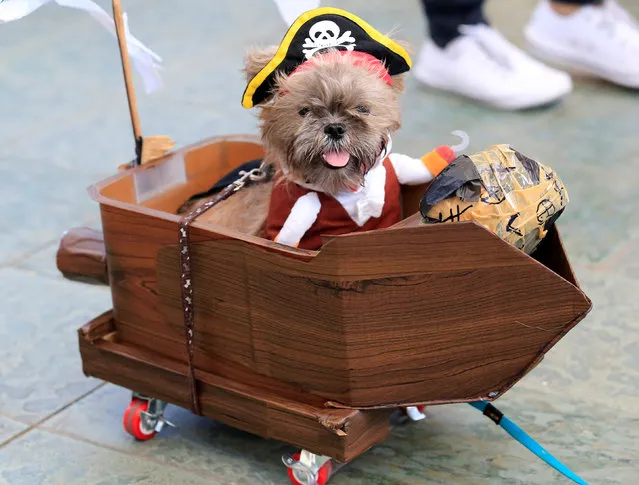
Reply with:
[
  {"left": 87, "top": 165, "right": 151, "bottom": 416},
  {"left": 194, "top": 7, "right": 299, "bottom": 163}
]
[
  {"left": 389, "top": 146, "right": 456, "bottom": 185},
  {"left": 274, "top": 192, "right": 322, "bottom": 248}
]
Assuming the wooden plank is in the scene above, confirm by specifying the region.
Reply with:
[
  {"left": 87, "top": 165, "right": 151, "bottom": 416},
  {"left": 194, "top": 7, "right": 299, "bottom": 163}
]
[
  {"left": 79, "top": 309, "right": 116, "bottom": 342},
  {"left": 531, "top": 225, "right": 581, "bottom": 288},
  {"left": 400, "top": 183, "right": 429, "bottom": 218},
  {"left": 93, "top": 137, "right": 272, "bottom": 368},
  {"left": 87, "top": 134, "right": 592, "bottom": 410},
  {"left": 56, "top": 227, "right": 109, "bottom": 285},
  {"left": 156, "top": 223, "right": 591, "bottom": 408},
  {"left": 79, "top": 312, "right": 391, "bottom": 462}
]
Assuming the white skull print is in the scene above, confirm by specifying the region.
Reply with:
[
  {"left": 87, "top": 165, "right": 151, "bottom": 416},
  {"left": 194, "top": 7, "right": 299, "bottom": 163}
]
[{"left": 302, "top": 20, "right": 356, "bottom": 59}]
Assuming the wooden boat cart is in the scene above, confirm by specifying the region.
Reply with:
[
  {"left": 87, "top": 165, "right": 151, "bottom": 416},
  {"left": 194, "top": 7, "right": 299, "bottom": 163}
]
[
  {"left": 58, "top": 134, "right": 592, "bottom": 485},
  {"left": 56, "top": 4, "right": 592, "bottom": 483}
]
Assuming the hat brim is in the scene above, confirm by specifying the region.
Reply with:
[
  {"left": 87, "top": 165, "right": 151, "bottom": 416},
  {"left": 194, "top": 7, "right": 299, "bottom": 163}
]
[{"left": 242, "top": 7, "right": 412, "bottom": 109}]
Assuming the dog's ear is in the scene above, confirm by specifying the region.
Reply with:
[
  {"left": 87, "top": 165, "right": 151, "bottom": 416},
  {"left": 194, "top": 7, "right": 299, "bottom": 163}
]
[
  {"left": 390, "top": 73, "right": 406, "bottom": 93},
  {"left": 383, "top": 36, "right": 411, "bottom": 94},
  {"left": 244, "top": 45, "right": 278, "bottom": 82}
]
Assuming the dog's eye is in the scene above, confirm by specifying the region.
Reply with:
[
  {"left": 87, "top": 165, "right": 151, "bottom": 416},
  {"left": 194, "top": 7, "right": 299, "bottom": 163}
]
[
  {"left": 355, "top": 105, "right": 369, "bottom": 114},
  {"left": 298, "top": 107, "right": 310, "bottom": 116}
]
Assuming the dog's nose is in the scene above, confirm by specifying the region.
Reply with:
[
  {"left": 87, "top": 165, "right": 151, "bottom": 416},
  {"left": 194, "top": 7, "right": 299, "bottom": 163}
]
[{"left": 324, "top": 123, "right": 346, "bottom": 139}]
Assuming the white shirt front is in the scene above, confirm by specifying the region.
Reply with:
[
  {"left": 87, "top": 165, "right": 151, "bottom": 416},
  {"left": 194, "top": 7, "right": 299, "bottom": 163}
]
[{"left": 275, "top": 136, "right": 437, "bottom": 247}]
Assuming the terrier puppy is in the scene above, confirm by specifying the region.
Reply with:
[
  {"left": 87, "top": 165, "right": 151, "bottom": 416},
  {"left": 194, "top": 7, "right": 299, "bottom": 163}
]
[{"left": 191, "top": 9, "right": 457, "bottom": 248}]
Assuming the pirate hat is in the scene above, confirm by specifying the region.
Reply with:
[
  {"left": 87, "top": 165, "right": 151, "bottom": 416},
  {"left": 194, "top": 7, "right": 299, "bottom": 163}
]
[{"left": 242, "top": 7, "right": 412, "bottom": 109}]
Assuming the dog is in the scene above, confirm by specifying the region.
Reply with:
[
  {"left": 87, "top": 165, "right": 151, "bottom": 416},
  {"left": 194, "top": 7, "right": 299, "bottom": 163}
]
[{"left": 188, "top": 8, "right": 457, "bottom": 249}]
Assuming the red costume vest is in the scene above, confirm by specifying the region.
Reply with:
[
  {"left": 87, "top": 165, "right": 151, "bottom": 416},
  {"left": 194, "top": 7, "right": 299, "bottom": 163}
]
[{"left": 264, "top": 157, "right": 402, "bottom": 250}]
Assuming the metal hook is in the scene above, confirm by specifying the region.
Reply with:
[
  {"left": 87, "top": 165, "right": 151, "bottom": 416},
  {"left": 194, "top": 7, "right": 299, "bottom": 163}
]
[
  {"left": 232, "top": 162, "right": 271, "bottom": 192},
  {"left": 450, "top": 130, "right": 470, "bottom": 152}
]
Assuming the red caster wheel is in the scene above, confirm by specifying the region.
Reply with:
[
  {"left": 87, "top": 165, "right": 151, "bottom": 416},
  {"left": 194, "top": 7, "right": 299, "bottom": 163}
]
[
  {"left": 123, "top": 398, "right": 157, "bottom": 441},
  {"left": 286, "top": 451, "right": 333, "bottom": 485}
]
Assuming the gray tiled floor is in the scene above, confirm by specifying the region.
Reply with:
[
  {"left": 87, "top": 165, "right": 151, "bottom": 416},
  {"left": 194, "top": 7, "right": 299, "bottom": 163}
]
[{"left": 1, "top": 0, "right": 638, "bottom": 484}]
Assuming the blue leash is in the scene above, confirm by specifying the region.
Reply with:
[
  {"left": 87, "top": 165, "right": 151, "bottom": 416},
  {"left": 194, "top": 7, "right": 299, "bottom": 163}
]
[{"left": 469, "top": 401, "right": 589, "bottom": 485}]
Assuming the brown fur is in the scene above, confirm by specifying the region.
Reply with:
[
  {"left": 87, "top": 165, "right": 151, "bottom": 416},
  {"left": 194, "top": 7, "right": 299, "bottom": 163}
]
[
  {"left": 188, "top": 43, "right": 408, "bottom": 236},
  {"left": 262, "top": 52, "right": 405, "bottom": 195},
  {"left": 186, "top": 183, "right": 271, "bottom": 236}
]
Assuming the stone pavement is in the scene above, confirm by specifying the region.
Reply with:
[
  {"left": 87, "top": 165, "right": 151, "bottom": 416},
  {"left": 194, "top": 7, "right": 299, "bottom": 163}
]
[{"left": 1, "top": 0, "right": 638, "bottom": 483}]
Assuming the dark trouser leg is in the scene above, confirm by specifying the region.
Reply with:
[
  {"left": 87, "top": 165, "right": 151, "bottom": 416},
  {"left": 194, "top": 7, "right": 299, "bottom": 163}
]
[
  {"left": 550, "top": 0, "right": 603, "bottom": 4},
  {"left": 420, "top": 0, "right": 487, "bottom": 48}
]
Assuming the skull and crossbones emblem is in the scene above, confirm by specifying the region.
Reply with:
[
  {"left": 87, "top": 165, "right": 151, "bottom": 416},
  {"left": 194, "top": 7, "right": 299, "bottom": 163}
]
[{"left": 302, "top": 20, "right": 357, "bottom": 59}]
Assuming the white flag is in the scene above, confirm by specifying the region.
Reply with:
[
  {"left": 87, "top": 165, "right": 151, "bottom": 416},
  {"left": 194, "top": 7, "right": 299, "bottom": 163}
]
[
  {"left": 272, "top": 0, "right": 321, "bottom": 26},
  {"left": 0, "top": 0, "right": 163, "bottom": 93}
]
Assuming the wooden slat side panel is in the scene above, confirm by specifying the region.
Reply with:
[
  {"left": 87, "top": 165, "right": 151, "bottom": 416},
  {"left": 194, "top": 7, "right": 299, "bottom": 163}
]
[
  {"left": 340, "top": 409, "right": 393, "bottom": 461},
  {"left": 247, "top": 263, "right": 350, "bottom": 390},
  {"left": 316, "top": 223, "right": 532, "bottom": 279},
  {"left": 101, "top": 203, "right": 178, "bottom": 351},
  {"left": 331, "top": 228, "right": 591, "bottom": 406},
  {"left": 155, "top": 241, "right": 257, "bottom": 370},
  {"left": 99, "top": 173, "right": 136, "bottom": 203},
  {"left": 155, "top": 223, "right": 591, "bottom": 407},
  {"left": 78, "top": 330, "right": 388, "bottom": 461},
  {"left": 156, "top": 239, "right": 351, "bottom": 389},
  {"left": 141, "top": 140, "right": 267, "bottom": 214},
  {"left": 100, "top": 202, "right": 232, "bottom": 359},
  {"left": 400, "top": 182, "right": 429, "bottom": 218},
  {"left": 242, "top": 266, "right": 587, "bottom": 406},
  {"left": 79, "top": 309, "right": 116, "bottom": 342},
  {"left": 532, "top": 225, "right": 580, "bottom": 287},
  {"left": 95, "top": 325, "right": 327, "bottom": 410},
  {"left": 267, "top": 406, "right": 391, "bottom": 462},
  {"left": 183, "top": 139, "right": 224, "bottom": 180},
  {"left": 220, "top": 140, "right": 266, "bottom": 171},
  {"left": 342, "top": 271, "right": 585, "bottom": 381},
  {"left": 90, "top": 135, "right": 263, "bottom": 203},
  {"left": 94, "top": 136, "right": 592, "bottom": 409}
]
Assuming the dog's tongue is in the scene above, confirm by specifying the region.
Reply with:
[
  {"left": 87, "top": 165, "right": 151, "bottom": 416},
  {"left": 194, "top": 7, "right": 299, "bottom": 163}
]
[{"left": 322, "top": 151, "right": 350, "bottom": 168}]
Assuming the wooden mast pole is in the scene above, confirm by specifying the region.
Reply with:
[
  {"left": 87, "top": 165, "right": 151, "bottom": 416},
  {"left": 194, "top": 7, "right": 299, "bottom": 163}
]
[
  {"left": 112, "top": 0, "right": 143, "bottom": 164},
  {"left": 111, "top": 0, "right": 173, "bottom": 166}
]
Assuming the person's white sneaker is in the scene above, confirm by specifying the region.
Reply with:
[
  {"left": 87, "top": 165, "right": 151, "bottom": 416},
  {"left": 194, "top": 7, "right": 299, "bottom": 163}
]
[
  {"left": 525, "top": 0, "right": 639, "bottom": 88},
  {"left": 604, "top": 0, "right": 639, "bottom": 30},
  {"left": 413, "top": 24, "right": 573, "bottom": 110}
]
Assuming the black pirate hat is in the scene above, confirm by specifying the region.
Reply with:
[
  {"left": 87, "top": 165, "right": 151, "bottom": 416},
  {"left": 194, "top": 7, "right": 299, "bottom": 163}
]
[{"left": 242, "top": 7, "right": 412, "bottom": 108}]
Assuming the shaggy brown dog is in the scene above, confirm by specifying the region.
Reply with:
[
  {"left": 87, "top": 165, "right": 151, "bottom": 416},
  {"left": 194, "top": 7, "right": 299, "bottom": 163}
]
[{"left": 188, "top": 44, "right": 408, "bottom": 238}]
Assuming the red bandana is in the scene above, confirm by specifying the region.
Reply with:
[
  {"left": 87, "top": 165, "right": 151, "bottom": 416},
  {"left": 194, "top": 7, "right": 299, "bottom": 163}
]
[{"left": 288, "top": 50, "right": 393, "bottom": 86}]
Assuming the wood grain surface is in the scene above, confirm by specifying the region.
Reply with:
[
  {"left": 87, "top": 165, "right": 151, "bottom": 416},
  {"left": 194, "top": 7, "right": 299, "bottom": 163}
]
[
  {"left": 156, "top": 222, "right": 591, "bottom": 408},
  {"left": 80, "top": 311, "right": 391, "bottom": 462},
  {"left": 56, "top": 227, "right": 109, "bottom": 285},
  {"left": 82, "top": 134, "right": 592, "bottom": 410}
]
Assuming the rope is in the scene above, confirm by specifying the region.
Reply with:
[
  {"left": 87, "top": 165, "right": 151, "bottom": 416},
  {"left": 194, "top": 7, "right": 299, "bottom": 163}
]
[{"left": 177, "top": 164, "right": 268, "bottom": 415}]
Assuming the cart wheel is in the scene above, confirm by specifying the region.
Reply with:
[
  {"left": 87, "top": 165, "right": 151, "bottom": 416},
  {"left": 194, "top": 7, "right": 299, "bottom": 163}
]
[
  {"left": 401, "top": 405, "right": 427, "bottom": 421},
  {"left": 287, "top": 451, "right": 333, "bottom": 485},
  {"left": 123, "top": 398, "right": 157, "bottom": 441}
]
